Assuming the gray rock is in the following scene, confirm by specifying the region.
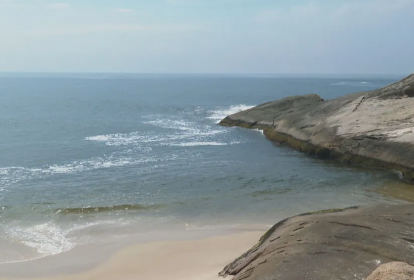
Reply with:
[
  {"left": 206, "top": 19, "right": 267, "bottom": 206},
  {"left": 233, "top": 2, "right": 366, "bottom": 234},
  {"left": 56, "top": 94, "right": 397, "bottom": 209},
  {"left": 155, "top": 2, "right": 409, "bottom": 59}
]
[
  {"left": 219, "top": 74, "right": 414, "bottom": 181},
  {"left": 366, "top": 262, "right": 414, "bottom": 280},
  {"left": 219, "top": 204, "right": 414, "bottom": 280}
]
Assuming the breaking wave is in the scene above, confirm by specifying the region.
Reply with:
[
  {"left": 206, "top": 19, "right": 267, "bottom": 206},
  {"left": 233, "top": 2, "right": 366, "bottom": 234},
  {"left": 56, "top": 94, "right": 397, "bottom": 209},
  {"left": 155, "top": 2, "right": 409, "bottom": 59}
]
[
  {"left": 168, "top": 142, "right": 228, "bottom": 147},
  {"left": 54, "top": 204, "right": 164, "bottom": 215},
  {"left": 207, "top": 104, "right": 254, "bottom": 123}
]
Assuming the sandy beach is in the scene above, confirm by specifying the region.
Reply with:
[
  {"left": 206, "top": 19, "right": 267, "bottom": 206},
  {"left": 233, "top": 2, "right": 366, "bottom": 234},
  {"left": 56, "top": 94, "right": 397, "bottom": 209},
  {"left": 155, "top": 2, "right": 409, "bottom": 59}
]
[{"left": 0, "top": 231, "right": 264, "bottom": 280}]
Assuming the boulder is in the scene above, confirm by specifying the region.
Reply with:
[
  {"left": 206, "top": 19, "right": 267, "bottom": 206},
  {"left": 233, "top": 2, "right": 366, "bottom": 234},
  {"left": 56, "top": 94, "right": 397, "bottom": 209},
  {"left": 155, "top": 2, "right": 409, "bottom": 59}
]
[{"left": 219, "top": 204, "right": 414, "bottom": 280}]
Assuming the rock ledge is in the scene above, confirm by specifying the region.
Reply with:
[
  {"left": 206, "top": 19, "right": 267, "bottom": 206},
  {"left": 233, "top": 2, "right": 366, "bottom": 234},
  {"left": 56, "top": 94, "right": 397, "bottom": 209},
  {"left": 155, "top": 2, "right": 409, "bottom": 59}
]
[
  {"left": 219, "top": 74, "right": 414, "bottom": 181},
  {"left": 220, "top": 204, "right": 414, "bottom": 280}
]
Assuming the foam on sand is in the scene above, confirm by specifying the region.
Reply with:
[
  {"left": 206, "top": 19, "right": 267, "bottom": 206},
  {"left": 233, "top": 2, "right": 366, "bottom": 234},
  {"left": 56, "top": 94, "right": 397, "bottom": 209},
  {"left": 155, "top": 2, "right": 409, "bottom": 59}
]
[
  {"left": 3, "top": 222, "right": 75, "bottom": 264},
  {"left": 0, "top": 231, "right": 264, "bottom": 280}
]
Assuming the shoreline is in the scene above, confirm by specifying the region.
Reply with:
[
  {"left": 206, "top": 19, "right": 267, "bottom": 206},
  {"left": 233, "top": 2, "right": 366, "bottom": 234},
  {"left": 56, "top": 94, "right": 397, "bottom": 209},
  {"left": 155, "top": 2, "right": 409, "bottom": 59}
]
[{"left": 0, "top": 230, "right": 264, "bottom": 280}]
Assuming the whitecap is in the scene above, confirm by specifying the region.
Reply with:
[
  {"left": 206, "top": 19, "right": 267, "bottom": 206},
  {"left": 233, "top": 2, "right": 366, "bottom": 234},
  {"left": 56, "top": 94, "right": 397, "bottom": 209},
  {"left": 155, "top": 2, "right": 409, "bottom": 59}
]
[
  {"left": 169, "top": 142, "right": 228, "bottom": 147},
  {"left": 85, "top": 132, "right": 161, "bottom": 146},
  {"left": 0, "top": 168, "right": 9, "bottom": 175},
  {"left": 45, "top": 157, "right": 133, "bottom": 174},
  {"left": 207, "top": 104, "right": 254, "bottom": 123},
  {"left": 0, "top": 154, "right": 164, "bottom": 191},
  {"left": 252, "top": 129, "right": 264, "bottom": 135},
  {"left": 86, "top": 119, "right": 224, "bottom": 147},
  {"left": 144, "top": 119, "right": 195, "bottom": 131}
]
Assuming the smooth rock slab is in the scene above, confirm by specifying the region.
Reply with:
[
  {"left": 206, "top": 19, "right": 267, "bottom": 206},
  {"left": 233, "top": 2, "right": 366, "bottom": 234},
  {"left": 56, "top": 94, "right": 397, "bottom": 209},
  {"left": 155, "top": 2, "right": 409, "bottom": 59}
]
[
  {"left": 366, "top": 262, "right": 414, "bottom": 280},
  {"left": 219, "top": 74, "right": 414, "bottom": 182},
  {"left": 219, "top": 204, "right": 414, "bottom": 280}
]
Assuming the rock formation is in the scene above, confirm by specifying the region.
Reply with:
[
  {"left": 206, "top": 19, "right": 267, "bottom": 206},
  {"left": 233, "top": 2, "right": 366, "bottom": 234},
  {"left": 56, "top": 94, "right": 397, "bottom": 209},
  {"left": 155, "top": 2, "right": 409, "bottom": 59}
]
[
  {"left": 366, "top": 262, "right": 414, "bottom": 280},
  {"left": 219, "top": 204, "right": 414, "bottom": 280},
  {"left": 219, "top": 74, "right": 414, "bottom": 182}
]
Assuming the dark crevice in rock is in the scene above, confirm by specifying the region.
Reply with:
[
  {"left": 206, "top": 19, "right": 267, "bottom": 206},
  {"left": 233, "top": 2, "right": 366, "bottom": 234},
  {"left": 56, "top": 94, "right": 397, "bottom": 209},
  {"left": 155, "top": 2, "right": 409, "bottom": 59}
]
[
  {"left": 328, "top": 222, "right": 376, "bottom": 230},
  {"left": 292, "top": 227, "right": 305, "bottom": 232},
  {"left": 402, "top": 237, "right": 414, "bottom": 244},
  {"left": 352, "top": 96, "right": 366, "bottom": 112}
]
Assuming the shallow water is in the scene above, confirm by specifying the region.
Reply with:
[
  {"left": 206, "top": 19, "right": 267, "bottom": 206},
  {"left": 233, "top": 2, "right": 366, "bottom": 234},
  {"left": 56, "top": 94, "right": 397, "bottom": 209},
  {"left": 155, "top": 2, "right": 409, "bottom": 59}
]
[{"left": 0, "top": 73, "right": 410, "bottom": 264}]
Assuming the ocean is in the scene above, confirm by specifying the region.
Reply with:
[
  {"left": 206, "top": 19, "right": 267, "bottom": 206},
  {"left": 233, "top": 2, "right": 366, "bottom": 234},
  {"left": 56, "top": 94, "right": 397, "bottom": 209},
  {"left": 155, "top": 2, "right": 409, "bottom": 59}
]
[{"left": 0, "top": 73, "right": 409, "bottom": 265}]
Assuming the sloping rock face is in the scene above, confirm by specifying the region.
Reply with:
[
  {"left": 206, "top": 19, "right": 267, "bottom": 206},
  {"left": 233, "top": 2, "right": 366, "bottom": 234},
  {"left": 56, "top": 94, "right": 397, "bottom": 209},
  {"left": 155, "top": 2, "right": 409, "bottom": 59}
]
[
  {"left": 219, "top": 204, "right": 414, "bottom": 280},
  {"left": 366, "top": 262, "right": 414, "bottom": 280},
  {"left": 219, "top": 74, "right": 414, "bottom": 181}
]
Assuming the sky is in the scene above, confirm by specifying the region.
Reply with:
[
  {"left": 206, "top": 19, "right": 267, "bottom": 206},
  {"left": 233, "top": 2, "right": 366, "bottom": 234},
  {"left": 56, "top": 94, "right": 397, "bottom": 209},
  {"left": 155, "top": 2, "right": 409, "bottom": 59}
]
[{"left": 0, "top": 0, "right": 413, "bottom": 74}]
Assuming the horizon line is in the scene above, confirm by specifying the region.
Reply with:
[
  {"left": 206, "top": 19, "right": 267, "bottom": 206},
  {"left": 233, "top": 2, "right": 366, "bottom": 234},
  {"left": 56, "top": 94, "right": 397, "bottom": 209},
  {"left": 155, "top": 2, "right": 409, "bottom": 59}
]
[{"left": 0, "top": 71, "right": 409, "bottom": 77}]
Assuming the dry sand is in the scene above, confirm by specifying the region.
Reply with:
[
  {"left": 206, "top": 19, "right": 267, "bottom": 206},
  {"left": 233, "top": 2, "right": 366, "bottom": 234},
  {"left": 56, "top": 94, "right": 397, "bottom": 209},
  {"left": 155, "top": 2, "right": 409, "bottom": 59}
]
[{"left": 0, "top": 231, "right": 264, "bottom": 280}]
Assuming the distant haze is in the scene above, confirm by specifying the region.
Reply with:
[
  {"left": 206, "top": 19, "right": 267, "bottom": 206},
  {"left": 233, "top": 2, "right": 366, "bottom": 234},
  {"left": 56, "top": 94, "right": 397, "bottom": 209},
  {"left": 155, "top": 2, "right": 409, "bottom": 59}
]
[{"left": 0, "top": 0, "right": 413, "bottom": 74}]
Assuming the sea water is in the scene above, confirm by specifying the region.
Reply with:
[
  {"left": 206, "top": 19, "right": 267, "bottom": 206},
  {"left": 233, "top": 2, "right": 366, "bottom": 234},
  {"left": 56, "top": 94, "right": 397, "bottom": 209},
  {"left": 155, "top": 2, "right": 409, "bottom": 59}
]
[{"left": 0, "top": 73, "right": 409, "bottom": 264}]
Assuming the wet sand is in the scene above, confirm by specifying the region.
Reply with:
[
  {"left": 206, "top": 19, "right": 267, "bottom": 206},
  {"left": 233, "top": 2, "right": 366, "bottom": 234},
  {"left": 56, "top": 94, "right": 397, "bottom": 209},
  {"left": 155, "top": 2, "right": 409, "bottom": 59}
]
[{"left": 0, "top": 231, "right": 264, "bottom": 280}]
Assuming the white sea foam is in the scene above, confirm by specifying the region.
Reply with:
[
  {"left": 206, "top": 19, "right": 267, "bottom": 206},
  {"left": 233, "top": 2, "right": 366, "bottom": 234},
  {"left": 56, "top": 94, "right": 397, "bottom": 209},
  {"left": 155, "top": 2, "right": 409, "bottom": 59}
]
[
  {"left": 0, "top": 218, "right": 138, "bottom": 264},
  {"left": 252, "top": 129, "right": 264, "bottom": 135},
  {"left": 0, "top": 155, "right": 164, "bottom": 194},
  {"left": 331, "top": 81, "right": 372, "bottom": 86},
  {"left": 45, "top": 157, "right": 133, "bottom": 174},
  {"left": 85, "top": 132, "right": 161, "bottom": 146},
  {"left": 169, "top": 142, "right": 228, "bottom": 147},
  {"left": 144, "top": 118, "right": 224, "bottom": 136},
  {"left": 145, "top": 119, "right": 195, "bottom": 131},
  {"left": 87, "top": 117, "right": 225, "bottom": 147},
  {"left": 207, "top": 104, "right": 254, "bottom": 123},
  {"left": 6, "top": 223, "right": 75, "bottom": 257},
  {"left": 0, "top": 168, "right": 9, "bottom": 175},
  {"left": 85, "top": 130, "right": 223, "bottom": 147}
]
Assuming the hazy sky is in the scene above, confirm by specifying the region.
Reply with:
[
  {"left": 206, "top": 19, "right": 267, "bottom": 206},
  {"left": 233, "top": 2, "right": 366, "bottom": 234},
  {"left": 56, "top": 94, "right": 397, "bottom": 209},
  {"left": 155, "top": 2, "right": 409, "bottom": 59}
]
[{"left": 0, "top": 0, "right": 413, "bottom": 74}]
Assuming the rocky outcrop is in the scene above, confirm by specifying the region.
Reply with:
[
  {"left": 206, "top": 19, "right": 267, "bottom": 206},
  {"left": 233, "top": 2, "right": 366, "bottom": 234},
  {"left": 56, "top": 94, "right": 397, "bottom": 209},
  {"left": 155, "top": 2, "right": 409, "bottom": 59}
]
[
  {"left": 219, "top": 204, "right": 414, "bottom": 280},
  {"left": 219, "top": 74, "right": 414, "bottom": 182},
  {"left": 366, "top": 262, "right": 414, "bottom": 280}
]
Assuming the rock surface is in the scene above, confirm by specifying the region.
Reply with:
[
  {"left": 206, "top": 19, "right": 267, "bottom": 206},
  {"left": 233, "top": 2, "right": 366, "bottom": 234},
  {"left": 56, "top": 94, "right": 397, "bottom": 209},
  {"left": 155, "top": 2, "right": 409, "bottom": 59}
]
[
  {"left": 366, "top": 262, "right": 414, "bottom": 280},
  {"left": 219, "top": 74, "right": 414, "bottom": 181},
  {"left": 219, "top": 204, "right": 414, "bottom": 280}
]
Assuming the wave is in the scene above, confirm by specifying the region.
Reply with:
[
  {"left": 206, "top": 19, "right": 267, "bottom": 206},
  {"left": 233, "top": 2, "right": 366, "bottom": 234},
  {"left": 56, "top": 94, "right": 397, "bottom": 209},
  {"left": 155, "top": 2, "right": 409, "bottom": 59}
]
[
  {"left": 54, "top": 203, "right": 164, "bottom": 215},
  {"left": 1, "top": 218, "right": 132, "bottom": 264},
  {"left": 85, "top": 105, "right": 254, "bottom": 148},
  {"left": 331, "top": 81, "right": 372, "bottom": 86},
  {"left": 85, "top": 132, "right": 161, "bottom": 147},
  {"left": 207, "top": 104, "right": 254, "bottom": 123},
  {"left": 252, "top": 129, "right": 264, "bottom": 135},
  {"left": 168, "top": 142, "right": 228, "bottom": 147},
  {"left": 144, "top": 119, "right": 197, "bottom": 131},
  {"left": 144, "top": 118, "right": 224, "bottom": 137},
  {"left": 0, "top": 154, "right": 171, "bottom": 196},
  {"left": 86, "top": 117, "right": 225, "bottom": 147},
  {"left": 85, "top": 129, "right": 224, "bottom": 147},
  {"left": 0, "top": 159, "right": 131, "bottom": 178},
  {"left": 247, "top": 187, "right": 291, "bottom": 197},
  {"left": 5, "top": 222, "right": 75, "bottom": 260},
  {"left": 0, "top": 157, "right": 149, "bottom": 177}
]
